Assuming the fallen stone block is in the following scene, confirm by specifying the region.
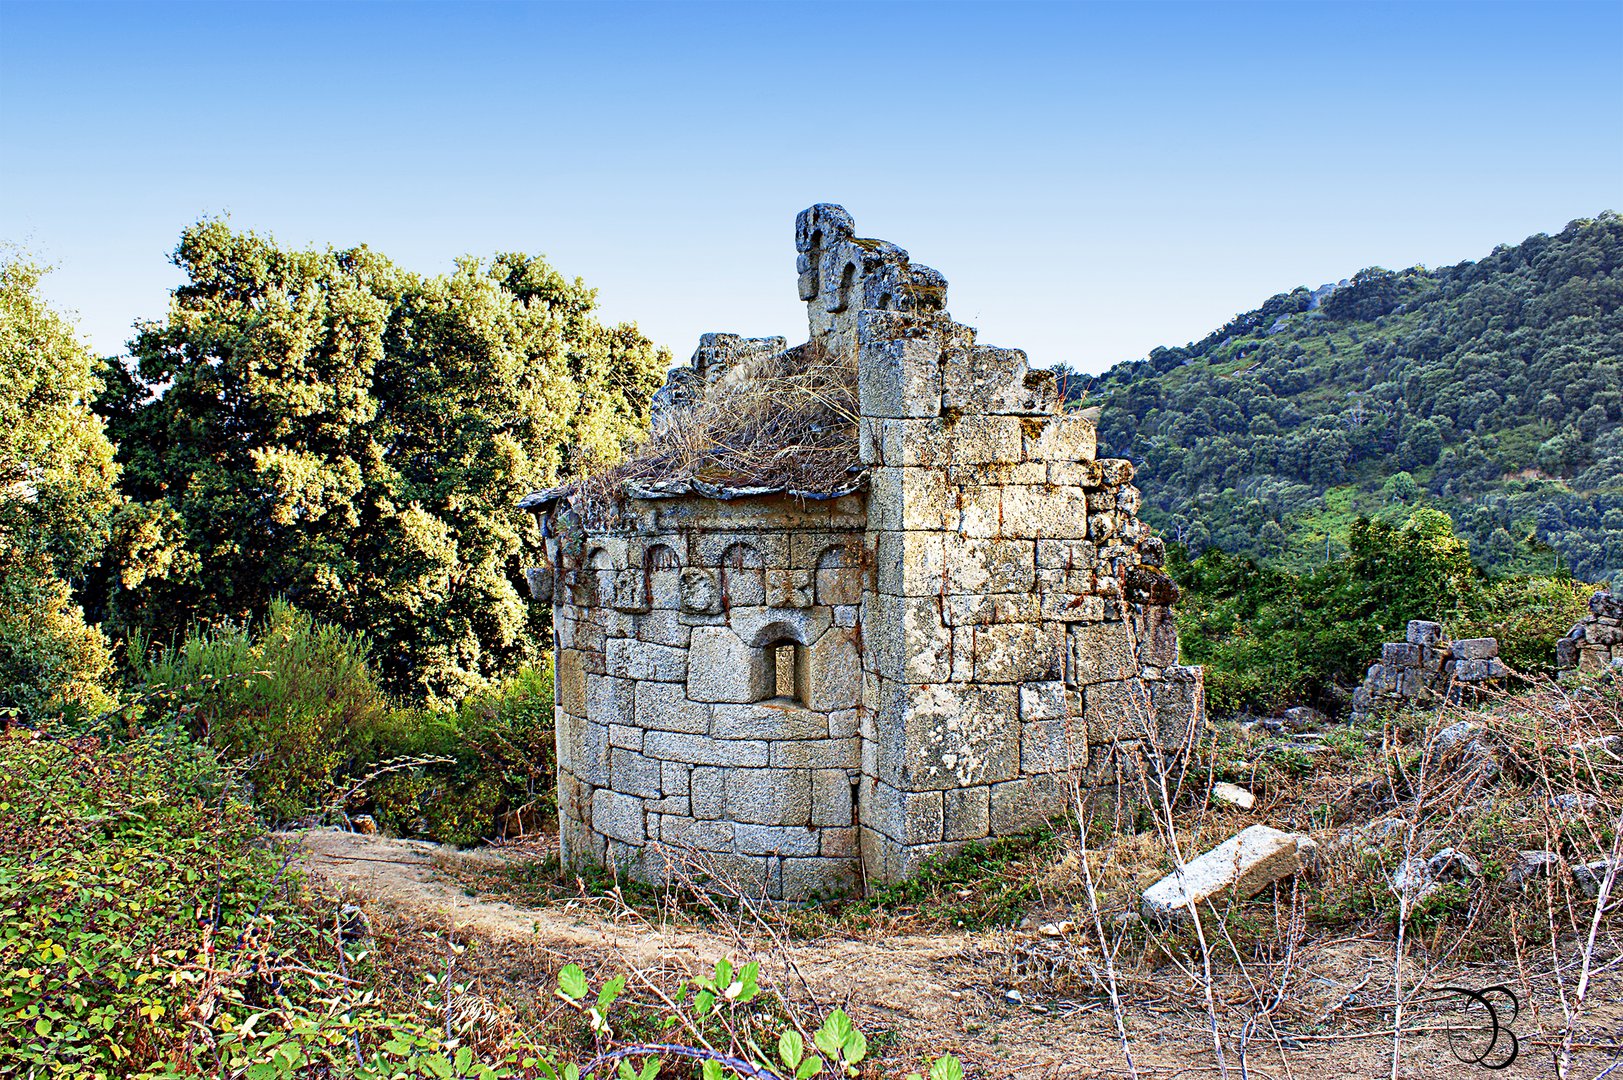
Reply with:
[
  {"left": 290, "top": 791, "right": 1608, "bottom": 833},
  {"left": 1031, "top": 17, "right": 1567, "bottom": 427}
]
[
  {"left": 1452, "top": 638, "right": 1499, "bottom": 661},
  {"left": 1210, "top": 782, "right": 1256, "bottom": 810},
  {"left": 1508, "top": 850, "right": 1563, "bottom": 885},
  {"left": 1366, "top": 817, "right": 1409, "bottom": 842},
  {"left": 1281, "top": 705, "right": 1330, "bottom": 731},
  {"left": 1455, "top": 657, "right": 1508, "bottom": 682},
  {"left": 1391, "top": 857, "right": 1437, "bottom": 903},
  {"left": 1426, "top": 847, "right": 1481, "bottom": 881},
  {"left": 1550, "top": 793, "right": 1600, "bottom": 815},
  {"left": 1141, "top": 825, "right": 1315, "bottom": 924},
  {"left": 1431, "top": 721, "right": 1486, "bottom": 761},
  {"left": 1406, "top": 620, "right": 1444, "bottom": 647},
  {"left": 1383, "top": 642, "right": 1421, "bottom": 668},
  {"left": 1570, "top": 734, "right": 1623, "bottom": 764},
  {"left": 1573, "top": 859, "right": 1616, "bottom": 899}
]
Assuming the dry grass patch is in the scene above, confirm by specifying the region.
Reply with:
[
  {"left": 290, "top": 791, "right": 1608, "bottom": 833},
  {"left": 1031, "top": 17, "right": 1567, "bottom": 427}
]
[{"left": 577, "top": 340, "right": 861, "bottom": 514}]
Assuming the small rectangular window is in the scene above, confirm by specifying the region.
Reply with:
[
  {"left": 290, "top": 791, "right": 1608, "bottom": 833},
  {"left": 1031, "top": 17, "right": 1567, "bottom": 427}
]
[{"left": 775, "top": 645, "right": 798, "bottom": 700}]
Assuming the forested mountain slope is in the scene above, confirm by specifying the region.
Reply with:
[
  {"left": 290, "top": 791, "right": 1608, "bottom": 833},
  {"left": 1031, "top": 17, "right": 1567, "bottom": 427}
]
[{"left": 1082, "top": 212, "right": 1623, "bottom": 582}]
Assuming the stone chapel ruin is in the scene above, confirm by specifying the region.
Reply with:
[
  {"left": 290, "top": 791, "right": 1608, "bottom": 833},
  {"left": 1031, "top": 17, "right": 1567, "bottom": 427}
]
[{"left": 519, "top": 205, "right": 1201, "bottom": 899}]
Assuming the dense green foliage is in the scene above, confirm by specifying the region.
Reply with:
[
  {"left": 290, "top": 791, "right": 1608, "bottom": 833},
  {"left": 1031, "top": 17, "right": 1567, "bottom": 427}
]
[
  {"left": 96, "top": 222, "right": 668, "bottom": 703},
  {"left": 0, "top": 723, "right": 955, "bottom": 1079},
  {"left": 1080, "top": 213, "right": 1623, "bottom": 583},
  {"left": 0, "top": 724, "right": 363, "bottom": 1077},
  {"left": 1173, "top": 509, "right": 1596, "bottom": 715},
  {"left": 133, "top": 601, "right": 554, "bottom": 840},
  {"left": 0, "top": 258, "right": 121, "bottom": 721},
  {"left": 383, "top": 664, "right": 556, "bottom": 846},
  {"left": 131, "top": 600, "right": 395, "bottom": 822}
]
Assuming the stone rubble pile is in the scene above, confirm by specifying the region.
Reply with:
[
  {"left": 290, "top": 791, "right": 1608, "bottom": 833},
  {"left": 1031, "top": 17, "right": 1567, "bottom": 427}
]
[
  {"left": 1557, "top": 591, "right": 1623, "bottom": 674},
  {"left": 1352, "top": 620, "right": 1506, "bottom": 719}
]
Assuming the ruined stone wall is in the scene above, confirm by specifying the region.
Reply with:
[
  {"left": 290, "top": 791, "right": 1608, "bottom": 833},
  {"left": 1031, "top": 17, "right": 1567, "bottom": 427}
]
[
  {"left": 1558, "top": 591, "right": 1623, "bottom": 674},
  {"left": 546, "top": 493, "right": 867, "bottom": 900},
  {"left": 527, "top": 204, "right": 1200, "bottom": 900},
  {"left": 824, "top": 204, "right": 1200, "bottom": 881},
  {"left": 1351, "top": 620, "right": 1506, "bottom": 719}
]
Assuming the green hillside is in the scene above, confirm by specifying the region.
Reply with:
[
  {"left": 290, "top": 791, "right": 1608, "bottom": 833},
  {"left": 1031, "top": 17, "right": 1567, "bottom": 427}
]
[{"left": 1078, "top": 212, "right": 1623, "bottom": 583}]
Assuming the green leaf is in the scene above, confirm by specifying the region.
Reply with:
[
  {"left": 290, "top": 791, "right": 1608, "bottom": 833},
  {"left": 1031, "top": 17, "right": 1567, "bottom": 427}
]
[
  {"left": 714, "top": 957, "right": 732, "bottom": 989},
  {"left": 814, "top": 1010, "right": 853, "bottom": 1059},
  {"left": 454, "top": 1047, "right": 473, "bottom": 1075},
  {"left": 928, "top": 1055, "right": 964, "bottom": 1080},
  {"left": 796, "top": 1059, "right": 823, "bottom": 1079},
  {"left": 695, "top": 989, "right": 715, "bottom": 1016},
  {"left": 424, "top": 1054, "right": 453, "bottom": 1080},
  {"left": 617, "top": 1061, "right": 637, "bottom": 1080},
  {"left": 557, "top": 964, "right": 588, "bottom": 1002},
  {"left": 736, "top": 961, "right": 760, "bottom": 1004},
  {"left": 639, "top": 1057, "right": 659, "bottom": 1080},
  {"left": 564, "top": 1065, "right": 580, "bottom": 1080},
  {"left": 842, "top": 1028, "right": 866, "bottom": 1066},
  {"left": 597, "top": 975, "right": 626, "bottom": 1010},
  {"left": 779, "top": 1030, "right": 804, "bottom": 1070}
]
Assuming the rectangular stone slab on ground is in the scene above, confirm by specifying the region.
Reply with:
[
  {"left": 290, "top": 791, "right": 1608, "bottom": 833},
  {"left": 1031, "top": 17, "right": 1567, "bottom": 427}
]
[{"left": 1141, "top": 824, "right": 1313, "bottom": 924}]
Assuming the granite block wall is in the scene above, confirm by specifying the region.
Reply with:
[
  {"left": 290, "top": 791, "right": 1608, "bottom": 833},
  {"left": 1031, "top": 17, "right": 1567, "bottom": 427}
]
[{"left": 523, "top": 205, "right": 1201, "bottom": 899}]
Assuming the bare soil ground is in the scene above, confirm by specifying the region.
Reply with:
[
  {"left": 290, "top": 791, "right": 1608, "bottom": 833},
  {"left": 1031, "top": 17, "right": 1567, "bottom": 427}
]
[{"left": 291, "top": 828, "right": 1623, "bottom": 1079}]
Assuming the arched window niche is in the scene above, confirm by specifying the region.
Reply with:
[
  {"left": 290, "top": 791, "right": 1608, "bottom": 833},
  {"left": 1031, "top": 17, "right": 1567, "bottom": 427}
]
[
  {"left": 830, "top": 261, "right": 857, "bottom": 313},
  {"left": 582, "top": 547, "right": 614, "bottom": 605},
  {"left": 719, "top": 541, "right": 765, "bottom": 609},
  {"left": 749, "top": 621, "right": 808, "bottom": 705},
  {"left": 644, "top": 543, "right": 682, "bottom": 609}
]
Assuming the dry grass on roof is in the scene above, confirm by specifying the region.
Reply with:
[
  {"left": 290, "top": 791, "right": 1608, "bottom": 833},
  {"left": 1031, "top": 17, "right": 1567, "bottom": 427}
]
[{"left": 578, "top": 340, "right": 860, "bottom": 509}]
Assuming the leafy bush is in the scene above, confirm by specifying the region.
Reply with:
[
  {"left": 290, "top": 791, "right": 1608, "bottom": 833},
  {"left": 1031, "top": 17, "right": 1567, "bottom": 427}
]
[
  {"left": 0, "top": 724, "right": 358, "bottom": 1075},
  {"left": 131, "top": 600, "right": 394, "bottom": 822},
  {"left": 1173, "top": 508, "right": 1600, "bottom": 715},
  {"left": 0, "top": 723, "right": 956, "bottom": 1079},
  {"left": 370, "top": 667, "right": 556, "bottom": 845},
  {"left": 131, "top": 599, "right": 553, "bottom": 842},
  {"left": 1174, "top": 509, "right": 1474, "bottom": 714},
  {"left": 1453, "top": 573, "right": 1598, "bottom": 673}
]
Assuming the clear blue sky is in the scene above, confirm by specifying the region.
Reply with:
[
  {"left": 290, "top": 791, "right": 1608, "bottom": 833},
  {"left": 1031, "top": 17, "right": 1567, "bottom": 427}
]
[{"left": 3, "top": 1, "right": 1620, "bottom": 374}]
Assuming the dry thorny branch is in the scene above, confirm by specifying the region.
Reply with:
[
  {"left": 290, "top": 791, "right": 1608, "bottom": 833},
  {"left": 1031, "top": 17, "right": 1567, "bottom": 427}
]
[{"left": 1036, "top": 607, "right": 1623, "bottom": 1079}]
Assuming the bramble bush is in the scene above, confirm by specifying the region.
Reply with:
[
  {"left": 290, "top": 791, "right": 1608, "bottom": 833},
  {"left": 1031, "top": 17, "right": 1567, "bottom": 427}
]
[{"left": 0, "top": 722, "right": 961, "bottom": 1079}]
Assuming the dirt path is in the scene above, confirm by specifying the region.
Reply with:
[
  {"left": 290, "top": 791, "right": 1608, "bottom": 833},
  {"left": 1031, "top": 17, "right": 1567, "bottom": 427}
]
[
  {"left": 289, "top": 828, "right": 1620, "bottom": 1078},
  {"left": 290, "top": 829, "right": 975, "bottom": 1030}
]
